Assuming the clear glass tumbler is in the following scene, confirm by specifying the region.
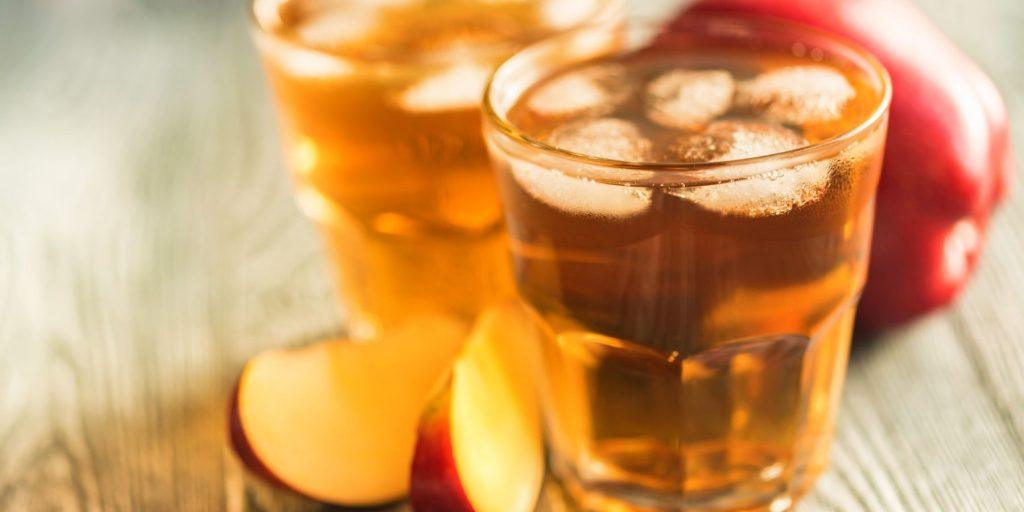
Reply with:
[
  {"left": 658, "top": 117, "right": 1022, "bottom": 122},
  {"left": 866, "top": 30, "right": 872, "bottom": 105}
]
[
  {"left": 484, "top": 15, "right": 891, "bottom": 511},
  {"left": 250, "top": 0, "right": 623, "bottom": 341}
]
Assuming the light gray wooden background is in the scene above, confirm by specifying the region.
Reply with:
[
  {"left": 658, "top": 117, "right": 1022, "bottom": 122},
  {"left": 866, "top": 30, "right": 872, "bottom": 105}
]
[{"left": 1, "top": 0, "right": 1022, "bottom": 510}]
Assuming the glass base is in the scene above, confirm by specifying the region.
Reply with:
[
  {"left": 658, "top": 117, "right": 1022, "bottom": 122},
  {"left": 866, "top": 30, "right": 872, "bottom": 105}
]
[
  {"left": 560, "top": 480, "right": 796, "bottom": 511},
  {"left": 553, "top": 454, "right": 819, "bottom": 512}
]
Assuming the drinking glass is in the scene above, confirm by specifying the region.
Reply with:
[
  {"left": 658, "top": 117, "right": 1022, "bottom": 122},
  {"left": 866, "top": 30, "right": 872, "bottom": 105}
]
[
  {"left": 250, "top": 0, "right": 623, "bottom": 341},
  {"left": 484, "top": 15, "right": 891, "bottom": 511}
]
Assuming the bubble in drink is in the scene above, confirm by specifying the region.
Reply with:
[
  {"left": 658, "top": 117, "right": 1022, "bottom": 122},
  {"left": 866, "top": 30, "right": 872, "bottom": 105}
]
[
  {"left": 736, "top": 65, "right": 855, "bottom": 125},
  {"left": 509, "top": 159, "right": 652, "bottom": 218},
  {"left": 546, "top": 117, "right": 651, "bottom": 161},
  {"left": 396, "top": 63, "right": 493, "bottom": 112},
  {"left": 668, "top": 121, "right": 830, "bottom": 216},
  {"left": 645, "top": 69, "right": 736, "bottom": 129},
  {"left": 527, "top": 64, "right": 630, "bottom": 119}
]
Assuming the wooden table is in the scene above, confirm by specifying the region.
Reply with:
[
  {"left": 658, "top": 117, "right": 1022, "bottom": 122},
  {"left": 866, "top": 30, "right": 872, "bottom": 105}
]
[{"left": 2, "top": 0, "right": 1022, "bottom": 510}]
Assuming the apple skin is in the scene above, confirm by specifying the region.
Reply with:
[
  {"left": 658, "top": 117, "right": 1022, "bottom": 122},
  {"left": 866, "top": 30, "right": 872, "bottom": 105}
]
[
  {"left": 408, "top": 302, "right": 544, "bottom": 512},
  {"left": 408, "top": 386, "right": 476, "bottom": 512},
  {"left": 225, "top": 320, "right": 467, "bottom": 508},
  {"left": 227, "top": 378, "right": 291, "bottom": 491},
  {"left": 685, "top": 0, "right": 1013, "bottom": 331}
]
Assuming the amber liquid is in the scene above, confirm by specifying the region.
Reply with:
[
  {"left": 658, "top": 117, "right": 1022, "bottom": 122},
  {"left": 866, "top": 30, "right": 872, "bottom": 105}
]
[
  {"left": 254, "top": 0, "right": 617, "bottom": 337},
  {"left": 494, "top": 48, "right": 886, "bottom": 510}
]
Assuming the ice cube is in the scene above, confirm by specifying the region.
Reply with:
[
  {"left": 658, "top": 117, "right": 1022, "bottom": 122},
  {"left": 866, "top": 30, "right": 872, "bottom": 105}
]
[
  {"left": 736, "top": 65, "right": 855, "bottom": 125},
  {"left": 547, "top": 118, "right": 652, "bottom": 162},
  {"left": 509, "top": 159, "right": 652, "bottom": 218},
  {"left": 255, "top": 32, "right": 355, "bottom": 79},
  {"left": 527, "top": 65, "right": 629, "bottom": 119},
  {"left": 671, "top": 161, "right": 831, "bottom": 217},
  {"left": 705, "top": 120, "right": 807, "bottom": 160},
  {"left": 661, "top": 121, "right": 805, "bottom": 163},
  {"left": 396, "top": 63, "right": 492, "bottom": 113},
  {"left": 645, "top": 69, "right": 736, "bottom": 129},
  {"left": 668, "top": 121, "right": 830, "bottom": 216},
  {"left": 253, "top": 0, "right": 289, "bottom": 31},
  {"left": 662, "top": 133, "right": 732, "bottom": 163},
  {"left": 293, "top": 4, "right": 378, "bottom": 49},
  {"left": 542, "top": 0, "right": 599, "bottom": 29}
]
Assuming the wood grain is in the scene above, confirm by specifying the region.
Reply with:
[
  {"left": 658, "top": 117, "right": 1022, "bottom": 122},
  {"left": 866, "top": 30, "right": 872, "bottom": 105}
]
[{"left": 0, "top": 0, "right": 1021, "bottom": 510}]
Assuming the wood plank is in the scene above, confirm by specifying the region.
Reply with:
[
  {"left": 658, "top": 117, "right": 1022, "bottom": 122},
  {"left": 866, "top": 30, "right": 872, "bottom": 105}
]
[{"left": 0, "top": 3, "right": 338, "bottom": 511}]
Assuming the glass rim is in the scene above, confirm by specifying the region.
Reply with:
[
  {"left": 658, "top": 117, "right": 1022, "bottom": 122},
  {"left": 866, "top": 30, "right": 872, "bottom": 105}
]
[
  {"left": 248, "top": 0, "right": 628, "bottom": 65},
  {"left": 483, "top": 13, "right": 893, "bottom": 176}
]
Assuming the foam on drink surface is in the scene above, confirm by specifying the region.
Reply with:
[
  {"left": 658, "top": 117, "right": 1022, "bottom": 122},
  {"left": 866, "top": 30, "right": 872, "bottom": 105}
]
[{"left": 505, "top": 48, "right": 877, "bottom": 218}]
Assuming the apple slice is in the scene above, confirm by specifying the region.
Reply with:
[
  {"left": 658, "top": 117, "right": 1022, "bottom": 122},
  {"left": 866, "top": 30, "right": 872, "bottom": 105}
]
[
  {"left": 228, "top": 315, "right": 467, "bottom": 506},
  {"left": 410, "top": 303, "right": 545, "bottom": 512}
]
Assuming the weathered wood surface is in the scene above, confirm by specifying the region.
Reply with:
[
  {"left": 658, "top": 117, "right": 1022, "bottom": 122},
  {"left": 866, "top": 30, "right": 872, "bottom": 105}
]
[{"left": 1, "top": 0, "right": 1022, "bottom": 510}]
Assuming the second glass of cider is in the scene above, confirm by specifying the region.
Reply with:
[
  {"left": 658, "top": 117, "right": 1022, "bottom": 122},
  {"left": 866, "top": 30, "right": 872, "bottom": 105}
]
[{"left": 251, "top": 0, "right": 622, "bottom": 340}]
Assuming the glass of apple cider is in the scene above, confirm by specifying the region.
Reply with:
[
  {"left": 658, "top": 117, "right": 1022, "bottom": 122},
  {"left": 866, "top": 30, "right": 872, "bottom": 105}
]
[
  {"left": 249, "top": 0, "right": 623, "bottom": 341},
  {"left": 484, "top": 14, "right": 891, "bottom": 511}
]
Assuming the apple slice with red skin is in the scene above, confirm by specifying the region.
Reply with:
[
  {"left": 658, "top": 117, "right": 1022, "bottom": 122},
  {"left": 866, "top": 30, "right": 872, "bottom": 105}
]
[
  {"left": 228, "top": 315, "right": 467, "bottom": 507},
  {"left": 410, "top": 303, "right": 545, "bottom": 512}
]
